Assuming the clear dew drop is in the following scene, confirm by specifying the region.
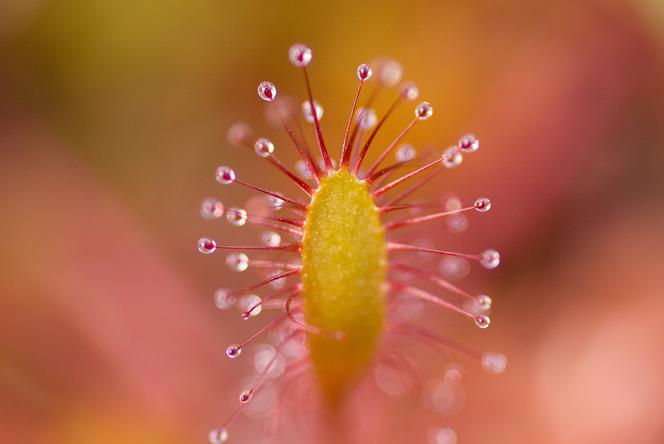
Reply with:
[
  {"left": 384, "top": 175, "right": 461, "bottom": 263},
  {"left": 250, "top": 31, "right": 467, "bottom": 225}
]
[
  {"left": 480, "top": 249, "right": 501, "bottom": 269},
  {"left": 474, "top": 197, "right": 491, "bottom": 212},
  {"left": 395, "top": 144, "right": 416, "bottom": 162},
  {"left": 441, "top": 147, "right": 463, "bottom": 168},
  {"left": 215, "top": 166, "right": 236, "bottom": 184},
  {"left": 266, "top": 194, "right": 285, "bottom": 210},
  {"left": 439, "top": 256, "right": 470, "bottom": 281},
  {"left": 197, "top": 237, "right": 217, "bottom": 254},
  {"left": 401, "top": 82, "right": 420, "bottom": 101},
  {"left": 458, "top": 133, "right": 480, "bottom": 153},
  {"left": 261, "top": 231, "right": 281, "bottom": 247},
  {"left": 481, "top": 352, "right": 508, "bottom": 374},
  {"left": 257, "top": 81, "right": 277, "bottom": 101},
  {"left": 238, "top": 294, "right": 262, "bottom": 316},
  {"left": 226, "top": 207, "right": 248, "bottom": 226},
  {"left": 378, "top": 59, "right": 403, "bottom": 86},
  {"left": 428, "top": 427, "right": 458, "bottom": 444},
  {"left": 415, "top": 101, "right": 433, "bottom": 120},
  {"left": 447, "top": 215, "right": 468, "bottom": 233},
  {"left": 208, "top": 427, "right": 229, "bottom": 444},
  {"left": 295, "top": 159, "right": 314, "bottom": 180},
  {"left": 226, "top": 344, "right": 242, "bottom": 359},
  {"left": 475, "top": 315, "right": 491, "bottom": 329},
  {"left": 226, "top": 253, "right": 249, "bottom": 272},
  {"left": 200, "top": 198, "right": 224, "bottom": 219},
  {"left": 239, "top": 389, "right": 253, "bottom": 403},
  {"left": 254, "top": 138, "right": 274, "bottom": 157},
  {"left": 288, "top": 43, "right": 312, "bottom": 67},
  {"left": 226, "top": 122, "right": 252, "bottom": 147},
  {"left": 357, "top": 63, "right": 373, "bottom": 80},
  {"left": 356, "top": 107, "right": 377, "bottom": 129},
  {"left": 476, "top": 294, "right": 493, "bottom": 310},
  {"left": 302, "top": 100, "right": 324, "bottom": 123},
  {"left": 214, "top": 288, "right": 236, "bottom": 310}
]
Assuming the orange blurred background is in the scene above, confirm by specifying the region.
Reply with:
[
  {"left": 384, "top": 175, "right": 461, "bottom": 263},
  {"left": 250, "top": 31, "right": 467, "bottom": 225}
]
[{"left": 1, "top": 1, "right": 663, "bottom": 443}]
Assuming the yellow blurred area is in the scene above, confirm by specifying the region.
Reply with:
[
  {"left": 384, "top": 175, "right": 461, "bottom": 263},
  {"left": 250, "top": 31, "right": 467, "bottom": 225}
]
[{"left": 1, "top": 0, "right": 663, "bottom": 443}]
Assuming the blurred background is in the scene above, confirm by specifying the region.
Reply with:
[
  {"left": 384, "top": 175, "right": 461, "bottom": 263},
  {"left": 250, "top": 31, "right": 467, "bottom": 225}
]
[{"left": 1, "top": 0, "right": 663, "bottom": 443}]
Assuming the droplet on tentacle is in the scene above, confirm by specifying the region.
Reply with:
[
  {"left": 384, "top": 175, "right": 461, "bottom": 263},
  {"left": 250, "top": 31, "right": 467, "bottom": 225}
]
[
  {"left": 395, "top": 144, "right": 416, "bottom": 161},
  {"left": 261, "top": 231, "right": 281, "bottom": 247},
  {"left": 226, "top": 207, "right": 248, "bottom": 226},
  {"left": 214, "top": 288, "right": 236, "bottom": 310},
  {"left": 200, "top": 198, "right": 224, "bottom": 219},
  {"left": 415, "top": 101, "right": 433, "bottom": 120},
  {"left": 302, "top": 100, "right": 324, "bottom": 123},
  {"left": 238, "top": 294, "right": 262, "bottom": 316},
  {"left": 356, "top": 107, "right": 377, "bottom": 129},
  {"left": 254, "top": 343, "right": 285, "bottom": 379},
  {"left": 375, "top": 58, "right": 403, "bottom": 86},
  {"left": 447, "top": 215, "right": 468, "bottom": 233},
  {"left": 480, "top": 249, "right": 501, "bottom": 269},
  {"left": 401, "top": 82, "right": 420, "bottom": 101},
  {"left": 257, "top": 81, "right": 277, "bottom": 101},
  {"left": 226, "top": 344, "right": 242, "bottom": 359},
  {"left": 428, "top": 427, "right": 457, "bottom": 444},
  {"left": 439, "top": 257, "right": 470, "bottom": 281},
  {"left": 476, "top": 294, "right": 492, "bottom": 311},
  {"left": 226, "top": 122, "right": 252, "bottom": 147},
  {"left": 254, "top": 138, "right": 275, "bottom": 157},
  {"left": 288, "top": 43, "right": 312, "bottom": 67},
  {"left": 357, "top": 63, "right": 373, "bottom": 80},
  {"left": 475, "top": 315, "right": 491, "bottom": 329},
  {"left": 458, "top": 133, "right": 479, "bottom": 153},
  {"left": 441, "top": 147, "right": 463, "bottom": 168},
  {"left": 239, "top": 389, "right": 253, "bottom": 403},
  {"left": 266, "top": 194, "right": 285, "bottom": 210},
  {"left": 481, "top": 352, "right": 507, "bottom": 374},
  {"left": 197, "top": 237, "right": 217, "bottom": 254},
  {"left": 474, "top": 197, "right": 491, "bottom": 212},
  {"left": 208, "top": 427, "right": 229, "bottom": 444},
  {"left": 226, "top": 253, "right": 249, "bottom": 272},
  {"left": 215, "top": 166, "right": 236, "bottom": 184}
]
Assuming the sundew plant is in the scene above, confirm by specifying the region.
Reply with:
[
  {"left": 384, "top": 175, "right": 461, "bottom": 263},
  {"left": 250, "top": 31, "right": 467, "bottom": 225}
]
[{"left": 198, "top": 43, "right": 506, "bottom": 443}]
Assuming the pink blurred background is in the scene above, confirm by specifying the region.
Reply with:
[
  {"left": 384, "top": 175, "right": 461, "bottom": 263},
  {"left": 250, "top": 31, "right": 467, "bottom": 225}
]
[{"left": 1, "top": 1, "right": 663, "bottom": 443}]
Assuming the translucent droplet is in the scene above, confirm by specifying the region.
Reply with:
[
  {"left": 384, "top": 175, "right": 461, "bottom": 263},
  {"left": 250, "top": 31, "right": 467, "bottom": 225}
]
[
  {"left": 474, "top": 197, "right": 491, "bottom": 212},
  {"left": 447, "top": 215, "right": 468, "bottom": 233},
  {"left": 226, "top": 344, "right": 242, "bottom": 359},
  {"left": 295, "top": 160, "right": 314, "bottom": 180},
  {"left": 215, "top": 166, "right": 236, "bottom": 184},
  {"left": 226, "top": 253, "right": 249, "bottom": 272},
  {"left": 356, "top": 107, "right": 377, "bottom": 129},
  {"left": 288, "top": 43, "right": 312, "bottom": 67},
  {"left": 475, "top": 315, "right": 491, "bottom": 329},
  {"left": 401, "top": 82, "right": 420, "bottom": 101},
  {"left": 415, "top": 101, "right": 433, "bottom": 120},
  {"left": 439, "top": 256, "right": 470, "bottom": 281},
  {"left": 261, "top": 231, "right": 281, "bottom": 247},
  {"left": 253, "top": 344, "right": 285, "bottom": 379},
  {"left": 480, "top": 249, "right": 501, "bottom": 269},
  {"left": 395, "top": 144, "right": 416, "bottom": 162},
  {"left": 200, "top": 198, "right": 224, "bottom": 219},
  {"left": 378, "top": 59, "right": 402, "bottom": 86},
  {"left": 197, "top": 237, "right": 217, "bottom": 254},
  {"left": 238, "top": 294, "right": 262, "bottom": 316},
  {"left": 481, "top": 352, "right": 507, "bottom": 374},
  {"left": 428, "top": 427, "right": 457, "bottom": 444},
  {"left": 214, "top": 288, "right": 236, "bottom": 310},
  {"left": 239, "top": 389, "right": 253, "bottom": 403},
  {"left": 445, "top": 196, "right": 462, "bottom": 211},
  {"left": 302, "top": 100, "right": 324, "bottom": 123},
  {"left": 257, "top": 81, "right": 277, "bottom": 101},
  {"left": 266, "top": 194, "right": 285, "bottom": 210},
  {"left": 476, "top": 294, "right": 492, "bottom": 310},
  {"left": 208, "top": 427, "right": 229, "bottom": 444},
  {"left": 357, "top": 63, "right": 373, "bottom": 80},
  {"left": 226, "top": 207, "right": 248, "bottom": 226},
  {"left": 254, "top": 138, "right": 274, "bottom": 157},
  {"left": 226, "top": 122, "right": 251, "bottom": 147},
  {"left": 458, "top": 133, "right": 479, "bottom": 153},
  {"left": 441, "top": 147, "right": 463, "bottom": 168}
]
